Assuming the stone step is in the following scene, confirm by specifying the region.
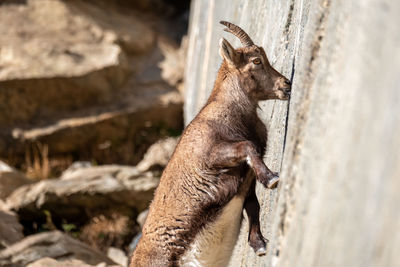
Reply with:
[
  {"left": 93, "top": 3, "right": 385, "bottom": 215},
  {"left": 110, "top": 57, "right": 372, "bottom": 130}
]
[
  {"left": 1, "top": 85, "right": 182, "bottom": 164},
  {"left": 0, "top": 0, "right": 155, "bottom": 128},
  {"left": 0, "top": 59, "right": 131, "bottom": 128}
]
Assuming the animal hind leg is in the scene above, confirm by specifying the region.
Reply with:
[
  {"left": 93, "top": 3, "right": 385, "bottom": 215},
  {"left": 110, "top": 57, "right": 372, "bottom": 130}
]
[{"left": 244, "top": 179, "right": 268, "bottom": 256}]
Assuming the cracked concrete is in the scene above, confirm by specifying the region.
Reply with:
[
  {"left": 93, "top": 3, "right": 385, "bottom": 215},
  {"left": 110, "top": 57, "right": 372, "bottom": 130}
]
[{"left": 185, "top": 0, "right": 400, "bottom": 266}]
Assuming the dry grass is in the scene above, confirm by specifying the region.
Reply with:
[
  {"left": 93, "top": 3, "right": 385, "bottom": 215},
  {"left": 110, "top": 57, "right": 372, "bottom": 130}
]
[
  {"left": 23, "top": 142, "right": 72, "bottom": 180},
  {"left": 25, "top": 142, "right": 50, "bottom": 180}
]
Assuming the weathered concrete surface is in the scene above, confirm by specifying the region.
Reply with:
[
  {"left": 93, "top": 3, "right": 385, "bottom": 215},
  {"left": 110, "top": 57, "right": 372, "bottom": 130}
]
[{"left": 185, "top": 0, "right": 400, "bottom": 266}]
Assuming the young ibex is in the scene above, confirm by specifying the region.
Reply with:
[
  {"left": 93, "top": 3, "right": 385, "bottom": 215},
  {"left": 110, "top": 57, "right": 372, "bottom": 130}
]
[{"left": 130, "top": 21, "right": 291, "bottom": 267}]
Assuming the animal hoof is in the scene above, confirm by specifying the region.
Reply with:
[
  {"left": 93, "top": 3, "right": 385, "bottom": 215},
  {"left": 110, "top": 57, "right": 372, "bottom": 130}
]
[
  {"left": 250, "top": 236, "right": 268, "bottom": 256},
  {"left": 267, "top": 173, "right": 279, "bottom": 188},
  {"left": 256, "top": 246, "right": 267, "bottom": 256}
]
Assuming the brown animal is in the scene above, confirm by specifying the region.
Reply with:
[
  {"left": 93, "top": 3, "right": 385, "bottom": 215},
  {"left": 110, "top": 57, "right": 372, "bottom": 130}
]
[{"left": 130, "top": 21, "right": 291, "bottom": 267}]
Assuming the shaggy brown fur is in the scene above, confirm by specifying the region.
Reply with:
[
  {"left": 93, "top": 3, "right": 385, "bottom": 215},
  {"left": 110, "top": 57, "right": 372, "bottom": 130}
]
[{"left": 130, "top": 21, "right": 291, "bottom": 267}]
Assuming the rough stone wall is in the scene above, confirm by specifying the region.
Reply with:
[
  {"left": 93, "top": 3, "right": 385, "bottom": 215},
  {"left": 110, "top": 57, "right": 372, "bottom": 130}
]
[{"left": 184, "top": 1, "right": 400, "bottom": 266}]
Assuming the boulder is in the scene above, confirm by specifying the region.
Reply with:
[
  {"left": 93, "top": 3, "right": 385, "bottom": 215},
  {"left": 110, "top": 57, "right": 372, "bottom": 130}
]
[
  {"left": 0, "top": 161, "right": 33, "bottom": 200},
  {"left": 107, "top": 247, "right": 128, "bottom": 267},
  {"left": 0, "top": 0, "right": 132, "bottom": 126},
  {"left": 136, "top": 137, "right": 179, "bottom": 172},
  {"left": 0, "top": 231, "right": 116, "bottom": 267},
  {"left": 0, "top": 199, "right": 7, "bottom": 211},
  {"left": 0, "top": 201, "right": 24, "bottom": 249},
  {"left": 0, "top": 0, "right": 183, "bottom": 165},
  {"left": 10, "top": 86, "right": 182, "bottom": 166},
  {"left": 68, "top": 0, "right": 155, "bottom": 55},
  {"left": 6, "top": 165, "right": 159, "bottom": 223},
  {"left": 60, "top": 161, "right": 93, "bottom": 177},
  {"left": 159, "top": 36, "right": 188, "bottom": 94},
  {"left": 27, "top": 257, "right": 119, "bottom": 267},
  {"left": 136, "top": 209, "right": 149, "bottom": 228}
]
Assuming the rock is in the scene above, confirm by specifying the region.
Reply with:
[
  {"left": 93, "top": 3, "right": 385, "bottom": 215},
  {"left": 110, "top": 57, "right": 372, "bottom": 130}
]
[
  {"left": 107, "top": 247, "right": 128, "bottom": 267},
  {"left": 128, "top": 232, "right": 142, "bottom": 254},
  {"left": 159, "top": 36, "right": 188, "bottom": 94},
  {"left": 0, "top": 199, "right": 7, "bottom": 210},
  {"left": 59, "top": 164, "right": 137, "bottom": 180},
  {"left": 0, "top": 0, "right": 184, "bottom": 165},
  {"left": 6, "top": 165, "right": 159, "bottom": 223},
  {"left": 68, "top": 0, "right": 155, "bottom": 55},
  {"left": 26, "top": 257, "right": 119, "bottom": 267},
  {"left": 0, "top": 207, "right": 24, "bottom": 249},
  {"left": 136, "top": 209, "right": 149, "bottom": 228},
  {"left": 61, "top": 161, "right": 93, "bottom": 178},
  {"left": 136, "top": 137, "right": 179, "bottom": 172},
  {"left": 10, "top": 87, "right": 182, "bottom": 165},
  {"left": 27, "top": 257, "right": 119, "bottom": 267},
  {"left": 0, "top": 231, "right": 116, "bottom": 266},
  {"left": 127, "top": 208, "right": 149, "bottom": 255},
  {"left": 0, "top": 161, "right": 13, "bottom": 172},
  {"left": 127, "top": 208, "right": 148, "bottom": 254},
  {"left": 0, "top": 161, "right": 33, "bottom": 200},
  {"left": 0, "top": 0, "right": 131, "bottom": 126}
]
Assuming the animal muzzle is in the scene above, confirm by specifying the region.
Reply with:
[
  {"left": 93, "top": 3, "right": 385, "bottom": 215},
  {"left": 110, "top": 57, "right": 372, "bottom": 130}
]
[{"left": 275, "top": 77, "right": 291, "bottom": 99}]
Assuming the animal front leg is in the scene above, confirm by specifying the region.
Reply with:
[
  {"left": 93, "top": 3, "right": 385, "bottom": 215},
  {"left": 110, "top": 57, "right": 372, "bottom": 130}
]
[
  {"left": 209, "top": 141, "right": 279, "bottom": 188},
  {"left": 244, "top": 179, "right": 268, "bottom": 256}
]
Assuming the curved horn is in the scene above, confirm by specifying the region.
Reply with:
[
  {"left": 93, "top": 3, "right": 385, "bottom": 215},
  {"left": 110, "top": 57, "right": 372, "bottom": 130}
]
[{"left": 220, "top": 21, "right": 254, "bottom": 47}]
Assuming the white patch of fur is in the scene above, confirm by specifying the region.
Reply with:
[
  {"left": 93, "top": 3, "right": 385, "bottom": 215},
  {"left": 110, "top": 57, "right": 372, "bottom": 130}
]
[
  {"left": 246, "top": 155, "right": 253, "bottom": 167},
  {"left": 179, "top": 195, "right": 245, "bottom": 267}
]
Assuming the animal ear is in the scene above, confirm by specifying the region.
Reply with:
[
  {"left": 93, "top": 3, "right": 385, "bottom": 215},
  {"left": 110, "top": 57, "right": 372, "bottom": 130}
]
[{"left": 219, "top": 38, "right": 237, "bottom": 66}]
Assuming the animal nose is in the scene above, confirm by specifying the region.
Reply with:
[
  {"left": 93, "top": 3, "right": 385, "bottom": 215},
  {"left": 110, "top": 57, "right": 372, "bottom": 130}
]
[{"left": 283, "top": 79, "right": 291, "bottom": 93}]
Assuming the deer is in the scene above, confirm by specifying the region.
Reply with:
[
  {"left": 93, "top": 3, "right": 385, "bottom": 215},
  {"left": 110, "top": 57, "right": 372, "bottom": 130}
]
[{"left": 130, "top": 21, "right": 291, "bottom": 267}]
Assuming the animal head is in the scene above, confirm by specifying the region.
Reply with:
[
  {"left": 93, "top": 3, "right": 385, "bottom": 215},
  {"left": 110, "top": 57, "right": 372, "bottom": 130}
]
[{"left": 219, "top": 21, "right": 291, "bottom": 101}]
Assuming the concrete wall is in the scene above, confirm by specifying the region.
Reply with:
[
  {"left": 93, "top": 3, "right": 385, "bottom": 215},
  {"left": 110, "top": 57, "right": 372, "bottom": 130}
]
[{"left": 184, "top": 0, "right": 400, "bottom": 266}]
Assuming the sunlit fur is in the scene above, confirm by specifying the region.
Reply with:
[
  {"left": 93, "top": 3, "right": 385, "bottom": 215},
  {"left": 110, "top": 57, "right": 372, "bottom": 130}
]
[
  {"left": 215, "top": 44, "right": 291, "bottom": 103},
  {"left": 130, "top": 23, "right": 291, "bottom": 267}
]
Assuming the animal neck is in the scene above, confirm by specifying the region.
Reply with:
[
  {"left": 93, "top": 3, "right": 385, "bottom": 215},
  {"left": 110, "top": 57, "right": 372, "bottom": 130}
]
[{"left": 209, "top": 67, "right": 258, "bottom": 121}]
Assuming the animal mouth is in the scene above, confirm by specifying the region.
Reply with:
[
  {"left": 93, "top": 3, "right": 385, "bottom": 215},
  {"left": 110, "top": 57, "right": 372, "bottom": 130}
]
[
  {"left": 281, "top": 79, "right": 292, "bottom": 98},
  {"left": 278, "top": 87, "right": 291, "bottom": 99}
]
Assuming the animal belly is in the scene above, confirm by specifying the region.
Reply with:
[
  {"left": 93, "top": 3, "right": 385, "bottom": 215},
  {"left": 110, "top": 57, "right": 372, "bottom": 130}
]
[{"left": 179, "top": 196, "right": 245, "bottom": 267}]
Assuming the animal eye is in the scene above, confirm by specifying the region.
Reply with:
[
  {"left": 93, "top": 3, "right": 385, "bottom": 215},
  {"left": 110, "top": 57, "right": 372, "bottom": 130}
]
[{"left": 252, "top": 58, "right": 261, "bottom": 65}]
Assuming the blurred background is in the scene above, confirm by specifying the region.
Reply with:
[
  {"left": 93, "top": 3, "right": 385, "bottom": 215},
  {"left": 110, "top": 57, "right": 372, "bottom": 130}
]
[
  {"left": 1, "top": 0, "right": 399, "bottom": 267},
  {"left": 0, "top": 0, "right": 190, "bottom": 266}
]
